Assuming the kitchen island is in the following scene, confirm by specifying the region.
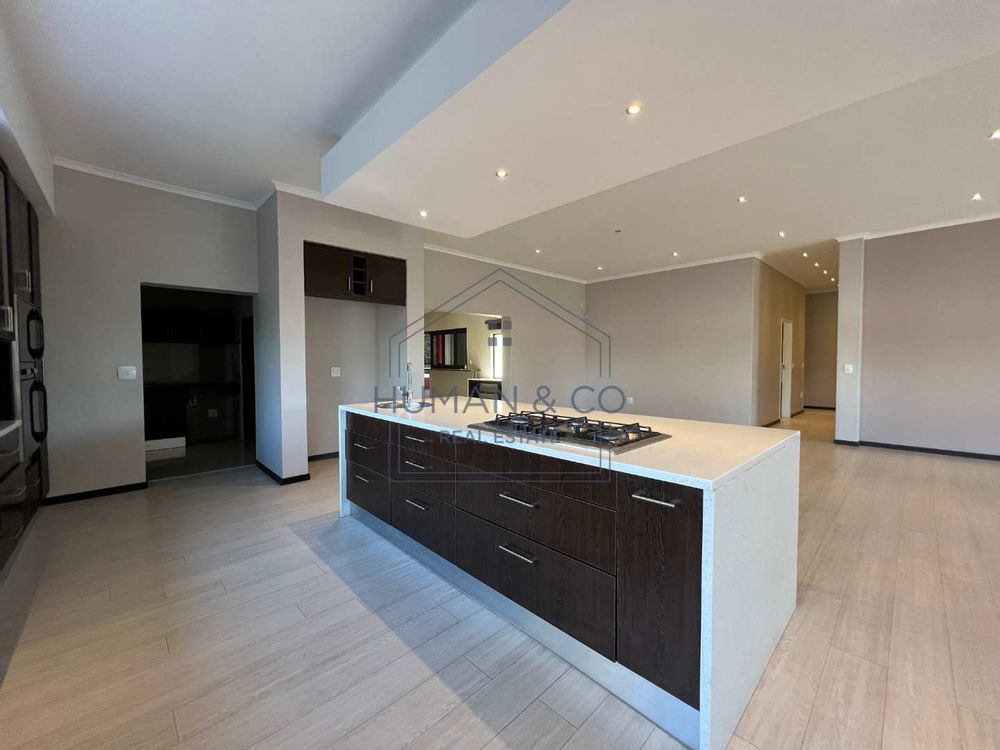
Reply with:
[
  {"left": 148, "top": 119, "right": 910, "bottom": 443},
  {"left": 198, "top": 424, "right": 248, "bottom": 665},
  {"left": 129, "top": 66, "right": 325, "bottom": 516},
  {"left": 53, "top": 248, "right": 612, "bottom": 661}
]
[{"left": 338, "top": 400, "right": 799, "bottom": 750}]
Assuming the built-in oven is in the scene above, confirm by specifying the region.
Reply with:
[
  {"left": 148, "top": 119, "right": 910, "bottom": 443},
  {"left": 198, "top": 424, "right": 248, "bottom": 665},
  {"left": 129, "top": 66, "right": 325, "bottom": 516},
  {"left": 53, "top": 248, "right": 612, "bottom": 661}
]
[
  {"left": 19, "top": 363, "right": 46, "bottom": 460},
  {"left": 16, "top": 299, "right": 43, "bottom": 362}
]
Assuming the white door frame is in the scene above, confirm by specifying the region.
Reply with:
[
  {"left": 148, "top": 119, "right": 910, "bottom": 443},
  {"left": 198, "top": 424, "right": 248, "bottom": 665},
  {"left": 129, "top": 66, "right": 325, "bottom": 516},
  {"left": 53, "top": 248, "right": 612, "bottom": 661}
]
[{"left": 779, "top": 319, "right": 794, "bottom": 420}]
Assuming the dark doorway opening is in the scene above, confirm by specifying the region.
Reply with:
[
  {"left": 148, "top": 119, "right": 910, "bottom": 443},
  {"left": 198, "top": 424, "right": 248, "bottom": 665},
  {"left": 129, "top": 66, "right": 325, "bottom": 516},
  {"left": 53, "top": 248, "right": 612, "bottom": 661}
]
[{"left": 140, "top": 286, "right": 255, "bottom": 480}]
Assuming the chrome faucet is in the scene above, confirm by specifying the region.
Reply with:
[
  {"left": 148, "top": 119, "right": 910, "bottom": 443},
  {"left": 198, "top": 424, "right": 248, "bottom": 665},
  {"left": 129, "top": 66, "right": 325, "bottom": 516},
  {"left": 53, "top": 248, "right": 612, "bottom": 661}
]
[{"left": 400, "top": 361, "right": 413, "bottom": 406}]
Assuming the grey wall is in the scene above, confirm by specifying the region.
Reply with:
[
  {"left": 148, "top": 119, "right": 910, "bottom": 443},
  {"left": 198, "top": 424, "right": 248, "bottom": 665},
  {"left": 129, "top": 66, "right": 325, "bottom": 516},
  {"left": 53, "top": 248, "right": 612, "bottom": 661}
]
[
  {"left": 861, "top": 221, "right": 1000, "bottom": 455},
  {"left": 752, "top": 260, "right": 806, "bottom": 425},
  {"left": 256, "top": 190, "right": 425, "bottom": 478},
  {"left": 304, "top": 297, "right": 378, "bottom": 456},
  {"left": 805, "top": 291, "right": 838, "bottom": 408},
  {"left": 42, "top": 167, "right": 258, "bottom": 496},
  {"left": 585, "top": 259, "right": 756, "bottom": 424},
  {"left": 835, "top": 238, "right": 865, "bottom": 442},
  {"left": 424, "top": 250, "right": 586, "bottom": 409}
]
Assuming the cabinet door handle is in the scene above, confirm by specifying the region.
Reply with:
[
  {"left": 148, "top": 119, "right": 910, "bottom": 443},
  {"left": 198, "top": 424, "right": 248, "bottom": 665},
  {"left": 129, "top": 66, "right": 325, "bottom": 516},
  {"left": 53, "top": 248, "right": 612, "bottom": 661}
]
[
  {"left": 404, "top": 460, "right": 426, "bottom": 471},
  {"left": 0, "top": 305, "right": 12, "bottom": 333},
  {"left": 631, "top": 492, "right": 681, "bottom": 509},
  {"left": 405, "top": 498, "right": 429, "bottom": 511},
  {"left": 498, "top": 544, "right": 536, "bottom": 565},
  {"left": 498, "top": 492, "right": 536, "bottom": 509},
  {"left": 370, "top": 279, "right": 374, "bottom": 294},
  {"left": 347, "top": 274, "right": 351, "bottom": 292},
  {"left": 404, "top": 435, "right": 426, "bottom": 444},
  {"left": 352, "top": 442, "right": 372, "bottom": 451},
  {"left": 354, "top": 474, "right": 370, "bottom": 484}
]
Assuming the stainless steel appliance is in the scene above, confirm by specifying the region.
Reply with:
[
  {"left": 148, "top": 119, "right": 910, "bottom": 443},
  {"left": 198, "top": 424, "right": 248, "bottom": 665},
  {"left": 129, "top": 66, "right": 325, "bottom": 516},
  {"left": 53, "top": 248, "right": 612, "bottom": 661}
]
[{"left": 469, "top": 410, "right": 670, "bottom": 454}]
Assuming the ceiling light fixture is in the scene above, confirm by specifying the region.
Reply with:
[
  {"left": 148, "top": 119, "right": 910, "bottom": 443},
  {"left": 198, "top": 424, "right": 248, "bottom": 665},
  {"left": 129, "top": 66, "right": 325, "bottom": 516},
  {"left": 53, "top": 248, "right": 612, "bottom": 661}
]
[
  {"left": 802, "top": 252, "right": 809, "bottom": 258},
  {"left": 971, "top": 192, "right": 984, "bottom": 201},
  {"left": 597, "top": 266, "right": 603, "bottom": 271},
  {"left": 673, "top": 252, "right": 679, "bottom": 257},
  {"left": 831, "top": 277, "right": 837, "bottom": 282},
  {"left": 814, "top": 262, "right": 820, "bottom": 267},
  {"left": 737, "top": 195, "right": 748, "bottom": 204},
  {"left": 823, "top": 270, "right": 828, "bottom": 275},
  {"left": 625, "top": 102, "right": 643, "bottom": 115},
  {"left": 418, "top": 209, "right": 429, "bottom": 218},
  {"left": 778, "top": 231, "right": 786, "bottom": 238},
  {"left": 535, "top": 248, "right": 542, "bottom": 254},
  {"left": 495, "top": 168, "right": 509, "bottom": 179},
  {"left": 990, "top": 129, "right": 1000, "bottom": 140}
]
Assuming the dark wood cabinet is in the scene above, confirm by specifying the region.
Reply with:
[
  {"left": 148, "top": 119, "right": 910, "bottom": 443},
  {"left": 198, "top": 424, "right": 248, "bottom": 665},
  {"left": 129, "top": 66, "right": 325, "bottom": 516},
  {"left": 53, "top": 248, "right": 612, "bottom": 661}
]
[
  {"left": 345, "top": 431, "right": 389, "bottom": 476},
  {"left": 390, "top": 444, "right": 456, "bottom": 503},
  {"left": 346, "top": 412, "right": 391, "bottom": 443},
  {"left": 304, "top": 242, "right": 405, "bottom": 306},
  {"left": 392, "top": 423, "right": 456, "bottom": 461},
  {"left": 455, "top": 509, "right": 537, "bottom": 612},
  {"left": 346, "top": 462, "right": 390, "bottom": 522},
  {"left": 616, "top": 473, "right": 703, "bottom": 709},
  {"left": 0, "top": 168, "right": 15, "bottom": 339},
  {"left": 390, "top": 482, "right": 455, "bottom": 562},
  {"left": 366, "top": 254, "right": 406, "bottom": 305}
]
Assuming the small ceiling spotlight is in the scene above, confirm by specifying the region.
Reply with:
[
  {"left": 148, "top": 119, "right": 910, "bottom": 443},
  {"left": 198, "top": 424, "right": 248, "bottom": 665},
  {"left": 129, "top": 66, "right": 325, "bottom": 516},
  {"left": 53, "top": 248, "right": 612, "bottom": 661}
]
[
  {"left": 418, "top": 209, "right": 429, "bottom": 218},
  {"left": 535, "top": 248, "right": 542, "bottom": 254},
  {"left": 831, "top": 277, "right": 837, "bottom": 282},
  {"left": 823, "top": 269, "right": 828, "bottom": 275},
  {"left": 625, "top": 101, "right": 644, "bottom": 115},
  {"left": 672, "top": 252, "right": 679, "bottom": 257},
  {"left": 814, "top": 262, "right": 820, "bottom": 267},
  {"left": 778, "top": 231, "right": 786, "bottom": 238},
  {"left": 802, "top": 252, "right": 809, "bottom": 257},
  {"left": 990, "top": 129, "right": 1000, "bottom": 140},
  {"left": 597, "top": 265, "right": 604, "bottom": 271},
  {"left": 971, "top": 192, "right": 984, "bottom": 201},
  {"left": 737, "top": 195, "right": 748, "bottom": 204},
  {"left": 495, "top": 168, "right": 509, "bottom": 179}
]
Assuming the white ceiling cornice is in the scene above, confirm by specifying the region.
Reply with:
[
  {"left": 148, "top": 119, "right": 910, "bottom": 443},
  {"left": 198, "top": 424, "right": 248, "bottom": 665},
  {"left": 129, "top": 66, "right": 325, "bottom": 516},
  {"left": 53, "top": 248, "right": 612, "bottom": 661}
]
[
  {"left": 271, "top": 180, "right": 323, "bottom": 203},
  {"left": 424, "top": 243, "right": 587, "bottom": 284},
  {"left": 590, "top": 253, "right": 763, "bottom": 284},
  {"left": 53, "top": 157, "right": 256, "bottom": 211}
]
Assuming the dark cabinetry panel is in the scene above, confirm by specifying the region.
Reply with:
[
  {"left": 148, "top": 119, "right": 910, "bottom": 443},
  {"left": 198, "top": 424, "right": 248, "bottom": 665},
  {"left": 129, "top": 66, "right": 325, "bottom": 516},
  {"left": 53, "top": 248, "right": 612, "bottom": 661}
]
[
  {"left": 390, "top": 482, "right": 455, "bottom": 562},
  {"left": 454, "top": 509, "right": 616, "bottom": 659},
  {"left": 616, "top": 473, "right": 703, "bottom": 709},
  {"left": 346, "top": 412, "right": 390, "bottom": 443},
  {"left": 345, "top": 431, "right": 389, "bottom": 475},
  {"left": 392, "top": 423, "right": 456, "bottom": 461},
  {"left": 304, "top": 242, "right": 405, "bottom": 306},
  {"left": 390, "top": 444, "right": 455, "bottom": 503},
  {"left": 0, "top": 169, "right": 15, "bottom": 338},
  {"left": 346, "top": 462, "right": 390, "bottom": 522}
]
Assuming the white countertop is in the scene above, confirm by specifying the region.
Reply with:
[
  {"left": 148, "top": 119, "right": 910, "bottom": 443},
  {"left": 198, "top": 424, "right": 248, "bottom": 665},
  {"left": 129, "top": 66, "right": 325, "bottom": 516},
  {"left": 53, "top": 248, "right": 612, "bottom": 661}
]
[{"left": 341, "top": 400, "right": 798, "bottom": 491}]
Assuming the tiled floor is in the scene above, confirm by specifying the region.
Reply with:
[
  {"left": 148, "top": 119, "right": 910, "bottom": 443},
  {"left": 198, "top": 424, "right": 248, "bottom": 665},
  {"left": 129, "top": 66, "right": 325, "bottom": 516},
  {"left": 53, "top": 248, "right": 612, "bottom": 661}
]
[{"left": 0, "top": 410, "right": 998, "bottom": 749}]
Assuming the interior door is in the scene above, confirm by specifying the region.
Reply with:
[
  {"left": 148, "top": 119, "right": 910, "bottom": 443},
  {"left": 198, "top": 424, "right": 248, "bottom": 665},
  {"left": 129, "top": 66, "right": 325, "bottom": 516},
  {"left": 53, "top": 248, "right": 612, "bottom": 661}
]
[
  {"left": 366, "top": 254, "right": 406, "bottom": 305},
  {"left": 780, "top": 319, "right": 794, "bottom": 419}
]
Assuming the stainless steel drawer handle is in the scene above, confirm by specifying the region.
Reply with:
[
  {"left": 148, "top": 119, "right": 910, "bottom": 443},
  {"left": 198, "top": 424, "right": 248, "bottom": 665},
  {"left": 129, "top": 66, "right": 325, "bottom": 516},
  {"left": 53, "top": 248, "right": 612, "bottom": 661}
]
[
  {"left": 404, "top": 435, "right": 427, "bottom": 444},
  {"left": 404, "top": 460, "right": 427, "bottom": 470},
  {"left": 405, "top": 498, "right": 429, "bottom": 511},
  {"left": 354, "top": 474, "right": 371, "bottom": 484},
  {"left": 631, "top": 492, "right": 681, "bottom": 509},
  {"left": 498, "top": 492, "right": 536, "bottom": 509},
  {"left": 352, "top": 442, "right": 372, "bottom": 451},
  {"left": 498, "top": 544, "right": 536, "bottom": 565}
]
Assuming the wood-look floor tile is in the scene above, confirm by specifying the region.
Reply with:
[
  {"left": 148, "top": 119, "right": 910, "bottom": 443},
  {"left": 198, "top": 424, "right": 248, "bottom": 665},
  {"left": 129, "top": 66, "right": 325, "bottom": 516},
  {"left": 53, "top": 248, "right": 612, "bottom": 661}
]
[
  {"left": 801, "top": 647, "right": 887, "bottom": 750},
  {"left": 957, "top": 704, "right": 1000, "bottom": 750},
  {"left": 539, "top": 666, "right": 609, "bottom": 727},
  {"left": 483, "top": 700, "right": 577, "bottom": 750},
  {"left": 561, "top": 694, "right": 655, "bottom": 750}
]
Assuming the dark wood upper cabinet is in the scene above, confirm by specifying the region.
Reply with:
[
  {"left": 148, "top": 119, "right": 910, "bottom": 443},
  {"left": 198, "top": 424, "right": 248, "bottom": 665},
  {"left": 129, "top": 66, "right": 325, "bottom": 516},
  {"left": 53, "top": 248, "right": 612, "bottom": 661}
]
[
  {"left": 0, "top": 168, "right": 13, "bottom": 339},
  {"left": 366, "top": 254, "right": 406, "bottom": 305},
  {"left": 7, "top": 177, "right": 36, "bottom": 307},
  {"left": 303, "top": 241, "right": 405, "bottom": 306},
  {"left": 616, "top": 472, "right": 703, "bottom": 709}
]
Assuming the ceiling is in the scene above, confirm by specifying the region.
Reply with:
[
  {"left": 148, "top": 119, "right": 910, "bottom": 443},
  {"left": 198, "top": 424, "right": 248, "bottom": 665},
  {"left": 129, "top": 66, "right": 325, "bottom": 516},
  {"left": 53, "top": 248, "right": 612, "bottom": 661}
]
[{"left": 0, "top": 0, "right": 472, "bottom": 204}]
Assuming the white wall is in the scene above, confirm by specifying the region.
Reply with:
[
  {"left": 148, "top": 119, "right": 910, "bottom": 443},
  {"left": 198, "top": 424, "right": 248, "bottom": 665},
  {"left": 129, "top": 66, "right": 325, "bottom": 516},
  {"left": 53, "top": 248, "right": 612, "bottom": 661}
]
[
  {"left": 256, "top": 190, "right": 425, "bottom": 479},
  {"left": 585, "top": 259, "right": 757, "bottom": 424},
  {"left": 424, "top": 249, "right": 587, "bottom": 409},
  {"left": 42, "top": 167, "right": 257, "bottom": 496},
  {"left": 305, "top": 296, "right": 378, "bottom": 456}
]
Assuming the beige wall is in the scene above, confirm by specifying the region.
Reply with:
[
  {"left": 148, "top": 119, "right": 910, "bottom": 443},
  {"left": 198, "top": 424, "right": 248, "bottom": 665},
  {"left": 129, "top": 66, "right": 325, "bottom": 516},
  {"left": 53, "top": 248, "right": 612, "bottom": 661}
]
[
  {"left": 256, "top": 190, "right": 424, "bottom": 478},
  {"left": 585, "top": 259, "right": 757, "bottom": 424},
  {"left": 805, "top": 291, "right": 838, "bottom": 408},
  {"left": 42, "top": 167, "right": 258, "bottom": 496},
  {"left": 424, "top": 250, "right": 586, "bottom": 409},
  {"left": 753, "top": 260, "right": 806, "bottom": 425},
  {"left": 861, "top": 220, "right": 1000, "bottom": 455}
]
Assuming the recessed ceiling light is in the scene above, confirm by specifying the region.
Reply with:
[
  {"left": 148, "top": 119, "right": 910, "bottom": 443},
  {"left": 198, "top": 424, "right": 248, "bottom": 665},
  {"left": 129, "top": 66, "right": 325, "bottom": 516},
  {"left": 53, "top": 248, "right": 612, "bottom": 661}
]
[
  {"left": 778, "top": 231, "right": 786, "bottom": 238},
  {"left": 971, "top": 192, "right": 983, "bottom": 201},
  {"left": 990, "top": 129, "right": 1000, "bottom": 140},
  {"left": 802, "top": 252, "right": 809, "bottom": 258},
  {"left": 737, "top": 195, "right": 748, "bottom": 204},
  {"left": 814, "top": 262, "right": 820, "bottom": 267},
  {"left": 418, "top": 209, "right": 429, "bottom": 218},
  {"left": 823, "top": 270, "right": 828, "bottom": 275},
  {"left": 831, "top": 277, "right": 837, "bottom": 282},
  {"left": 672, "top": 252, "right": 679, "bottom": 257},
  {"left": 495, "top": 168, "right": 509, "bottom": 179},
  {"left": 597, "top": 266, "right": 603, "bottom": 271},
  {"left": 625, "top": 101, "right": 643, "bottom": 115},
  {"left": 535, "top": 248, "right": 542, "bottom": 254}
]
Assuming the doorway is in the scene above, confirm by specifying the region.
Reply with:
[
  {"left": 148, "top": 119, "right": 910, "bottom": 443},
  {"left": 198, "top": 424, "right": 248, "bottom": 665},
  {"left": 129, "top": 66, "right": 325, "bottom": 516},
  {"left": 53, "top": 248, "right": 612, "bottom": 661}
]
[
  {"left": 779, "top": 319, "right": 794, "bottom": 420},
  {"left": 140, "top": 286, "right": 255, "bottom": 480}
]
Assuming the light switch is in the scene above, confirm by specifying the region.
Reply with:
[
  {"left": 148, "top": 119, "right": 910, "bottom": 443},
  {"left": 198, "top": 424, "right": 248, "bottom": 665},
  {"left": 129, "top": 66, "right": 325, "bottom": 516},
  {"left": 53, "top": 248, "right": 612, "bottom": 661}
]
[
  {"left": 843, "top": 363, "right": 855, "bottom": 374},
  {"left": 117, "top": 365, "right": 137, "bottom": 380},
  {"left": 330, "top": 366, "right": 342, "bottom": 378},
  {"left": 626, "top": 396, "right": 634, "bottom": 406}
]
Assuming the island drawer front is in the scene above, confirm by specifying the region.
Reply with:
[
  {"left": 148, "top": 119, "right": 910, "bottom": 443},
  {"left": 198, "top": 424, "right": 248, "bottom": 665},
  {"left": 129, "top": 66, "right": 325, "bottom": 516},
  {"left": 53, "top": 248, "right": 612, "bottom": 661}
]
[
  {"left": 346, "top": 462, "right": 390, "bottom": 523},
  {"left": 390, "top": 445, "right": 456, "bottom": 504},
  {"left": 456, "top": 471, "right": 616, "bottom": 574},
  {"left": 392, "top": 423, "right": 457, "bottom": 461},
  {"left": 455, "top": 438, "right": 614, "bottom": 509},
  {"left": 454, "top": 509, "right": 616, "bottom": 660},
  {"left": 390, "top": 483, "right": 455, "bottom": 562},
  {"left": 615, "top": 472, "right": 703, "bottom": 709},
  {"left": 346, "top": 412, "right": 390, "bottom": 443},
  {"left": 345, "top": 432, "right": 389, "bottom": 475}
]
